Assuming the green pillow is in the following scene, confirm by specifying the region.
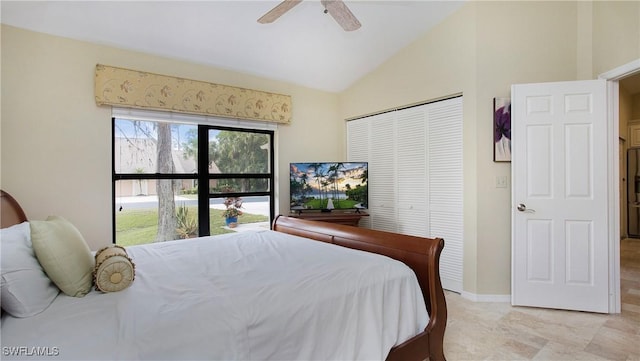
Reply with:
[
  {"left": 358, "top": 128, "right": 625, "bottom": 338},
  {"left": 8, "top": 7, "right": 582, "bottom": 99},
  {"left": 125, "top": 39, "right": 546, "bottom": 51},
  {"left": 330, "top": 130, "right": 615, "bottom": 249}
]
[{"left": 30, "top": 216, "right": 94, "bottom": 297}]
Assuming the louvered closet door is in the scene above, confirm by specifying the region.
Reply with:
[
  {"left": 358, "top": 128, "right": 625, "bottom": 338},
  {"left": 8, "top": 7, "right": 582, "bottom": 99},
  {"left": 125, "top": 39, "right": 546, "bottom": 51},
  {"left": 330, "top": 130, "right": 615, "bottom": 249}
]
[
  {"left": 396, "top": 108, "right": 429, "bottom": 236},
  {"left": 368, "top": 112, "right": 397, "bottom": 232},
  {"left": 427, "top": 97, "right": 463, "bottom": 293},
  {"left": 346, "top": 96, "right": 463, "bottom": 293},
  {"left": 346, "top": 119, "right": 371, "bottom": 229}
]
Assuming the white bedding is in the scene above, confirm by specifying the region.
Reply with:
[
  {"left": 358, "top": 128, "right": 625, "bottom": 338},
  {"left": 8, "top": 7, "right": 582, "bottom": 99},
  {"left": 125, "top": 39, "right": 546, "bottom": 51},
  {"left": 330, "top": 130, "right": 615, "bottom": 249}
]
[{"left": 1, "top": 229, "right": 428, "bottom": 360}]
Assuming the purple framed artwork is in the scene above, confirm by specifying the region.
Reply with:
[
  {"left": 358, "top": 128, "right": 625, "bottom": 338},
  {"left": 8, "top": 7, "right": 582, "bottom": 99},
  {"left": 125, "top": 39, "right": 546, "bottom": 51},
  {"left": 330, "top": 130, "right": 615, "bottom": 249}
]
[{"left": 493, "top": 97, "right": 511, "bottom": 162}]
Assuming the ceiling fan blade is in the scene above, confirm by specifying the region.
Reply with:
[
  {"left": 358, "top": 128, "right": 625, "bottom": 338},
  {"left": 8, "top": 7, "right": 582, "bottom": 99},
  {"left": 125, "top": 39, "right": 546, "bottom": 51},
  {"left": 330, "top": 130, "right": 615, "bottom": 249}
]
[
  {"left": 320, "top": 0, "right": 361, "bottom": 31},
  {"left": 258, "top": 0, "right": 303, "bottom": 24}
]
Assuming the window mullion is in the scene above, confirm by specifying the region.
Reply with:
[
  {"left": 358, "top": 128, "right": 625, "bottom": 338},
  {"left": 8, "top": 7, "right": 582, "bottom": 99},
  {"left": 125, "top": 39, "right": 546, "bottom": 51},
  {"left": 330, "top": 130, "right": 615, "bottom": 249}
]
[{"left": 197, "top": 125, "right": 210, "bottom": 237}]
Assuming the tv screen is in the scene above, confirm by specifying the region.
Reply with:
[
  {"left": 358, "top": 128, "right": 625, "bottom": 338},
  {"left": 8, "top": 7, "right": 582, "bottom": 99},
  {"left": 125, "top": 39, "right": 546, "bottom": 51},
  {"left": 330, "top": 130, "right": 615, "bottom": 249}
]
[{"left": 289, "top": 162, "right": 368, "bottom": 212}]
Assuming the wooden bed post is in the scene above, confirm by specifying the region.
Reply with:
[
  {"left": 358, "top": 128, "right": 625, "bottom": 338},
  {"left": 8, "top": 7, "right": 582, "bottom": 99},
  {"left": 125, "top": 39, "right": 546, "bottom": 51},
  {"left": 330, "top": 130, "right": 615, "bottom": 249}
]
[
  {"left": 1, "top": 190, "right": 28, "bottom": 228},
  {"left": 426, "top": 237, "right": 447, "bottom": 361}
]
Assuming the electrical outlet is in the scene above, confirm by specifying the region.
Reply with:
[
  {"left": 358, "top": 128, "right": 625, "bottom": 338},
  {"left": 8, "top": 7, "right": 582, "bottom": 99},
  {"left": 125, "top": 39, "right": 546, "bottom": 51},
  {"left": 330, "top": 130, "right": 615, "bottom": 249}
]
[{"left": 496, "top": 176, "right": 508, "bottom": 188}]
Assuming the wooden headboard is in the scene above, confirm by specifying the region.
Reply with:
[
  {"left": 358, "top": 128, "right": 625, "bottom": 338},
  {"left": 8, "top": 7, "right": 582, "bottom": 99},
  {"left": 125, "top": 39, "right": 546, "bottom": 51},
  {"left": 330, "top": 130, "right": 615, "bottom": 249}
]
[{"left": 1, "top": 190, "right": 27, "bottom": 228}]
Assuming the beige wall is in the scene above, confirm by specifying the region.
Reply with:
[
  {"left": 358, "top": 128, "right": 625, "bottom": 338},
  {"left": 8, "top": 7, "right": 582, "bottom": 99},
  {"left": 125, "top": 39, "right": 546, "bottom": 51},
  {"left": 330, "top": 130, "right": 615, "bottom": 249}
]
[
  {"left": 339, "top": 1, "right": 640, "bottom": 297},
  {"left": 0, "top": 25, "right": 341, "bottom": 250},
  {"left": 592, "top": 1, "right": 640, "bottom": 77}
]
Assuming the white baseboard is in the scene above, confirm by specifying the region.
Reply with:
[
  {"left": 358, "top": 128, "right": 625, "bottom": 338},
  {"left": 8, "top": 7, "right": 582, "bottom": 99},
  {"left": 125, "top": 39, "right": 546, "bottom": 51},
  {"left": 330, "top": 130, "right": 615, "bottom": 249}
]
[{"left": 460, "top": 291, "right": 511, "bottom": 303}]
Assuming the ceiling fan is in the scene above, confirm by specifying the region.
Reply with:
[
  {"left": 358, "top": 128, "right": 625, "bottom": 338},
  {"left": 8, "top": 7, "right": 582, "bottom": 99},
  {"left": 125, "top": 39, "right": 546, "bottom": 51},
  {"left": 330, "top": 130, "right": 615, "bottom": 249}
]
[{"left": 258, "top": 0, "right": 361, "bottom": 32}]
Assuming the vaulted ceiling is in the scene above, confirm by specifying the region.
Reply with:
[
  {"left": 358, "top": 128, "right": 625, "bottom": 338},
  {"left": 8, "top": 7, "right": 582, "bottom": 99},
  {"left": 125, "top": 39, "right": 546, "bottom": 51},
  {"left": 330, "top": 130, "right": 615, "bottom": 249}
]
[{"left": 1, "top": 1, "right": 466, "bottom": 93}]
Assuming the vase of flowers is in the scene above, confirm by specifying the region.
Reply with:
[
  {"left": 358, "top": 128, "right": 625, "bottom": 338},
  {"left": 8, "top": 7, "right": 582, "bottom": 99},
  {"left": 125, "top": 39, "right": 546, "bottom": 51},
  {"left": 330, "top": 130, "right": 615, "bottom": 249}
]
[{"left": 222, "top": 197, "right": 243, "bottom": 228}]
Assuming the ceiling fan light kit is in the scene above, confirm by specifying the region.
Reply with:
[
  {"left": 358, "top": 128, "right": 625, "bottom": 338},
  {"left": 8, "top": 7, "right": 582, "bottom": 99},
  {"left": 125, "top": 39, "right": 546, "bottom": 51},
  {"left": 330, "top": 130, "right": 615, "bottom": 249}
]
[{"left": 258, "top": 0, "right": 361, "bottom": 31}]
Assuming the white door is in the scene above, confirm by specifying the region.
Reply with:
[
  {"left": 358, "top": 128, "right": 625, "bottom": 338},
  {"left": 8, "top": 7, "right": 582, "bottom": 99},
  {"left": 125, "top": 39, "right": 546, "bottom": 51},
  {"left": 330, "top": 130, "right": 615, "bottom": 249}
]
[{"left": 511, "top": 79, "right": 609, "bottom": 313}]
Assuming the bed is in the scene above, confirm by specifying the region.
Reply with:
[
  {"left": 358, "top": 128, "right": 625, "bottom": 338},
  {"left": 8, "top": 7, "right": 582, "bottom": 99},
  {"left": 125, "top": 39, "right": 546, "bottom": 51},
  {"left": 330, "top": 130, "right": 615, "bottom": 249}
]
[{"left": 0, "top": 190, "right": 447, "bottom": 360}]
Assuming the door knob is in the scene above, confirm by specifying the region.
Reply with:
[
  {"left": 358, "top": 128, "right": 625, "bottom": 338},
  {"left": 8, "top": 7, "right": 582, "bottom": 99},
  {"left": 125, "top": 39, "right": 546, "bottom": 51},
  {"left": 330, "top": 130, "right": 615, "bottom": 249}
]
[{"left": 517, "top": 203, "right": 535, "bottom": 213}]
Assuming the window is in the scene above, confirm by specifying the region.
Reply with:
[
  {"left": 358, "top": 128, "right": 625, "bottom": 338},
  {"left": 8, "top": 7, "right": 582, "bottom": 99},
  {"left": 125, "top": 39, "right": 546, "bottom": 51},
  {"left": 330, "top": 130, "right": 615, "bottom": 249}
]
[{"left": 113, "top": 115, "right": 275, "bottom": 246}]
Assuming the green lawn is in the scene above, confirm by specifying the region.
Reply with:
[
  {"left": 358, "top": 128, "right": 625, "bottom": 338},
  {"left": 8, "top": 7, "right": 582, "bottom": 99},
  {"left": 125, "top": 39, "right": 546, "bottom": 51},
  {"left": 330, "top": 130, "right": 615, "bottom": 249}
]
[{"left": 116, "top": 207, "right": 269, "bottom": 246}]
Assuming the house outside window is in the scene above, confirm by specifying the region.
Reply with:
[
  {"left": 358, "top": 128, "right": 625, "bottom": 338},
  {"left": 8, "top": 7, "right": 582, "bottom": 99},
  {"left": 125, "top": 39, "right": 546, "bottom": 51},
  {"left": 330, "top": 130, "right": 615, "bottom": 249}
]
[{"left": 113, "top": 116, "right": 274, "bottom": 246}]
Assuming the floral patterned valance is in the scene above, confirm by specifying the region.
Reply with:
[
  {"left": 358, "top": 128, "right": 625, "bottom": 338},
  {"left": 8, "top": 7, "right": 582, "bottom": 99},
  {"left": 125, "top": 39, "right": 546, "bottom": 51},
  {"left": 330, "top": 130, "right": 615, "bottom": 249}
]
[{"left": 94, "top": 64, "right": 292, "bottom": 124}]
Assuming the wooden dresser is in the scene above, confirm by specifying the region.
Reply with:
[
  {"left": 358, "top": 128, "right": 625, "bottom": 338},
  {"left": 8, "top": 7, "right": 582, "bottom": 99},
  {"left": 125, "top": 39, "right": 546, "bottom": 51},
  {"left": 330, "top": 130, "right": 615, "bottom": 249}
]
[{"left": 288, "top": 212, "right": 368, "bottom": 227}]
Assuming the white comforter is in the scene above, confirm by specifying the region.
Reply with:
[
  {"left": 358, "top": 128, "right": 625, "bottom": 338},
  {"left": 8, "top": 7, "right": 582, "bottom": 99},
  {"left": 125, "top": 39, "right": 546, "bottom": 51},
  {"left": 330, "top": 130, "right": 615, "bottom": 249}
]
[{"left": 1, "top": 230, "right": 428, "bottom": 360}]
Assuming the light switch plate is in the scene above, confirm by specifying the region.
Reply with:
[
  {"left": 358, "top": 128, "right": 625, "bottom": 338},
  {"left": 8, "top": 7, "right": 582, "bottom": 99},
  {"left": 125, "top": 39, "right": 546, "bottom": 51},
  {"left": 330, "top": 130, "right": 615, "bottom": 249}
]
[{"left": 496, "top": 175, "right": 508, "bottom": 188}]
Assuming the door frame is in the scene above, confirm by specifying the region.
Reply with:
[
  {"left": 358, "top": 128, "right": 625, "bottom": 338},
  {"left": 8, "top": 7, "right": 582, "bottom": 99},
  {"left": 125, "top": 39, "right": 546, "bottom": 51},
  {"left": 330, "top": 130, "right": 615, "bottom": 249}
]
[{"left": 600, "top": 58, "right": 640, "bottom": 313}]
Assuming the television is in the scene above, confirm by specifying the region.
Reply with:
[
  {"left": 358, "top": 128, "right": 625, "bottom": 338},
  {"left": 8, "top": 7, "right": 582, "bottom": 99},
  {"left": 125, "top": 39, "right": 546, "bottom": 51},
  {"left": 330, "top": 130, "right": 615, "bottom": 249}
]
[{"left": 289, "top": 162, "right": 368, "bottom": 212}]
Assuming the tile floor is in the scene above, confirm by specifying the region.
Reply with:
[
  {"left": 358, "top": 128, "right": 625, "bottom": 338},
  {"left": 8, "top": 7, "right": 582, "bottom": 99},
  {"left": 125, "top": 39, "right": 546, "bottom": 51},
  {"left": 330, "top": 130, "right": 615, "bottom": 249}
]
[{"left": 442, "top": 238, "right": 640, "bottom": 360}]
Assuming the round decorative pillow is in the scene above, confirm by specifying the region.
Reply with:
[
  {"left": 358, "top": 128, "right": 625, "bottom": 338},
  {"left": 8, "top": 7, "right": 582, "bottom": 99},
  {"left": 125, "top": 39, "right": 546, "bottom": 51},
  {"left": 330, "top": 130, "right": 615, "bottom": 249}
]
[{"left": 93, "top": 245, "right": 135, "bottom": 293}]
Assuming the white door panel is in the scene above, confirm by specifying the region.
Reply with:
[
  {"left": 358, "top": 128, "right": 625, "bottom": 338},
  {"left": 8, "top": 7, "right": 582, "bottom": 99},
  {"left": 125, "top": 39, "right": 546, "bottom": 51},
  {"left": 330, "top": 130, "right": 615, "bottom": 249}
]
[{"left": 512, "top": 79, "right": 609, "bottom": 313}]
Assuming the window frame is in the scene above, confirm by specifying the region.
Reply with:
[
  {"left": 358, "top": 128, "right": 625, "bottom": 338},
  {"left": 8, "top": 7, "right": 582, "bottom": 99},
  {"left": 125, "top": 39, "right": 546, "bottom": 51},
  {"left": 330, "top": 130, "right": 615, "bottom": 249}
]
[
  {"left": 196, "top": 124, "right": 275, "bottom": 236},
  {"left": 112, "top": 116, "right": 275, "bottom": 244}
]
